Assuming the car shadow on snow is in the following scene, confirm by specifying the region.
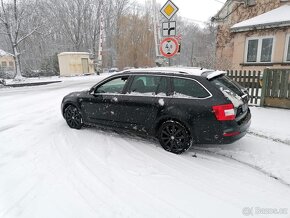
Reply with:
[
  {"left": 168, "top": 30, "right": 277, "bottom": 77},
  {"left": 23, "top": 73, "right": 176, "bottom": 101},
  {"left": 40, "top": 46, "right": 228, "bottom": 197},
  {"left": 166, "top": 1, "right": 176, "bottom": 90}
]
[{"left": 83, "top": 124, "right": 234, "bottom": 156}]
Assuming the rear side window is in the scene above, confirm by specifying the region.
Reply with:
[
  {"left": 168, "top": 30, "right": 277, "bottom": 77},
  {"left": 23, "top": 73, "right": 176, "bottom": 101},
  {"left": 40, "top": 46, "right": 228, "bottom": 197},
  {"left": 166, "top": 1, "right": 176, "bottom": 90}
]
[
  {"left": 129, "top": 75, "right": 165, "bottom": 95},
  {"left": 172, "top": 78, "right": 210, "bottom": 98}
]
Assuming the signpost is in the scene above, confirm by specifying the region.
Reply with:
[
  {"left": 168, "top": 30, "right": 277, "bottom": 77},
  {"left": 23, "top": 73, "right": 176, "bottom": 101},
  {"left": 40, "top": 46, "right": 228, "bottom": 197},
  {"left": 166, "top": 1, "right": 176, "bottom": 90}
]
[
  {"left": 160, "top": 0, "right": 179, "bottom": 20},
  {"left": 162, "top": 21, "right": 176, "bottom": 37},
  {"left": 160, "top": 37, "right": 179, "bottom": 58},
  {"left": 159, "top": 0, "right": 179, "bottom": 62}
]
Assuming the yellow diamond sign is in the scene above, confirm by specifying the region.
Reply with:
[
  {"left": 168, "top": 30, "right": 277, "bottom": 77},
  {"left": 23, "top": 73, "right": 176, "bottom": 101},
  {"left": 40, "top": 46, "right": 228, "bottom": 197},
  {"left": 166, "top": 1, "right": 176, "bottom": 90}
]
[
  {"left": 160, "top": 0, "right": 179, "bottom": 20},
  {"left": 164, "top": 4, "right": 174, "bottom": 16}
]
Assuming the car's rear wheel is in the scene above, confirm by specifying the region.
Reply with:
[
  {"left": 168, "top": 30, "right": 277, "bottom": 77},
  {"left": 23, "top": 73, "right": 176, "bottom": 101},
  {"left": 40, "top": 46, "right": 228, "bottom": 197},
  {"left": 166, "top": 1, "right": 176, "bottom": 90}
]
[
  {"left": 158, "top": 120, "right": 192, "bottom": 154},
  {"left": 64, "top": 105, "right": 83, "bottom": 129}
]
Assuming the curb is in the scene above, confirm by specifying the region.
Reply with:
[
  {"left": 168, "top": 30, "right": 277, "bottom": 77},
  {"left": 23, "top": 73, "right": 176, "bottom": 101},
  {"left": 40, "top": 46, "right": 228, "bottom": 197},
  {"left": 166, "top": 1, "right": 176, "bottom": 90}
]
[{"left": 5, "top": 81, "right": 62, "bottom": 88}]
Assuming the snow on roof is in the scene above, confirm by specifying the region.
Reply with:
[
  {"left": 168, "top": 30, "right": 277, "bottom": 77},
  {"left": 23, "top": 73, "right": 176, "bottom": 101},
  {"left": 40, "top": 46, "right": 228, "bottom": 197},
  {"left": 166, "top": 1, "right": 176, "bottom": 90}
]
[
  {"left": 0, "top": 49, "right": 14, "bottom": 57},
  {"left": 130, "top": 67, "right": 212, "bottom": 76},
  {"left": 231, "top": 5, "right": 290, "bottom": 32},
  {"left": 58, "top": 52, "right": 90, "bottom": 56},
  {"left": 128, "top": 67, "right": 226, "bottom": 79}
]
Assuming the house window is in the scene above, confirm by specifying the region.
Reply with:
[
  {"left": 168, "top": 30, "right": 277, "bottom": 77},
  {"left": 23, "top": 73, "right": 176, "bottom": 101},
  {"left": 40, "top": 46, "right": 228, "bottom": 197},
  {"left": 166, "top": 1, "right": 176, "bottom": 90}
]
[
  {"left": 246, "top": 0, "right": 256, "bottom": 6},
  {"left": 285, "top": 35, "right": 290, "bottom": 62},
  {"left": 247, "top": 39, "right": 258, "bottom": 62},
  {"left": 260, "top": 38, "right": 273, "bottom": 62},
  {"left": 245, "top": 37, "right": 274, "bottom": 63},
  {"left": 1, "top": 61, "right": 7, "bottom": 68}
]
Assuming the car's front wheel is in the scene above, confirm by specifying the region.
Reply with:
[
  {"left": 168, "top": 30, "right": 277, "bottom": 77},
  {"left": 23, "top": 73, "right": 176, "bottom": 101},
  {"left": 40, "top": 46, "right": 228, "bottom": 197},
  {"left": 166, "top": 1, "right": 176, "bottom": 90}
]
[
  {"left": 64, "top": 105, "right": 83, "bottom": 129},
  {"left": 158, "top": 120, "right": 192, "bottom": 154}
]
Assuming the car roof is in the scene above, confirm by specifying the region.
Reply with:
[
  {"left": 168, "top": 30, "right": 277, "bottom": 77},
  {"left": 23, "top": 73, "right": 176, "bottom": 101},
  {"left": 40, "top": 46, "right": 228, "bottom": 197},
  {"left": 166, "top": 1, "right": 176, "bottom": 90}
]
[{"left": 119, "top": 67, "right": 226, "bottom": 79}]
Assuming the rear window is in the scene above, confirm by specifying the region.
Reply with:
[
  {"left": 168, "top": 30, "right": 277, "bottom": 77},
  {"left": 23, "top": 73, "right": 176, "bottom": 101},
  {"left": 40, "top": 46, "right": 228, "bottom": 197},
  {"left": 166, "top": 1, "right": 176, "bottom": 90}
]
[
  {"left": 210, "top": 75, "right": 244, "bottom": 97},
  {"left": 172, "top": 78, "right": 210, "bottom": 98}
]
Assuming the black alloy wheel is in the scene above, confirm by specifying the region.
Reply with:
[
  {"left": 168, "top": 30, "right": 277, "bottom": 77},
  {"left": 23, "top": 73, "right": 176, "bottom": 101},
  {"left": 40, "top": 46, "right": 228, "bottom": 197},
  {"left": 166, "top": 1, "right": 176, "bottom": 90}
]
[
  {"left": 158, "top": 121, "right": 192, "bottom": 154},
  {"left": 64, "top": 105, "right": 83, "bottom": 129}
]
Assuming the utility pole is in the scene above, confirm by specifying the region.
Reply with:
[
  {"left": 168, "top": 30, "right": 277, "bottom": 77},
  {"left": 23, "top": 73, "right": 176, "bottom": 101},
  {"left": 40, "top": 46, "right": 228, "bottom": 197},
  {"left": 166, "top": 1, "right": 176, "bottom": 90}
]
[
  {"left": 152, "top": 0, "right": 161, "bottom": 63},
  {"left": 97, "top": 0, "right": 105, "bottom": 74}
]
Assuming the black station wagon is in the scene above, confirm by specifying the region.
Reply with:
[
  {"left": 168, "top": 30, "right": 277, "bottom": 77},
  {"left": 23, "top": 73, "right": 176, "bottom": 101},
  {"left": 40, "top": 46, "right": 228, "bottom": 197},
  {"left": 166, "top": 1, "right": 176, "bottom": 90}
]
[{"left": 61, "top": 67, "right": 251, "bottom": 154}]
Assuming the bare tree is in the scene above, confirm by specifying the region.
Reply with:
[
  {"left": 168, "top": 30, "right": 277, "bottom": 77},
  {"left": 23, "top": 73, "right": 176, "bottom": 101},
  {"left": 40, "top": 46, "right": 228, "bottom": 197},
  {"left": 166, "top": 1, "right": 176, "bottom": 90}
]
[
  {"left": 0, "top": 0, "right": 218, "bottom": 78},
  {"left": 115, "top": 2, "right": 154, "bottom": 69},
  {"left": 0, "top": 0, "right": 45, "bottom": 79}
]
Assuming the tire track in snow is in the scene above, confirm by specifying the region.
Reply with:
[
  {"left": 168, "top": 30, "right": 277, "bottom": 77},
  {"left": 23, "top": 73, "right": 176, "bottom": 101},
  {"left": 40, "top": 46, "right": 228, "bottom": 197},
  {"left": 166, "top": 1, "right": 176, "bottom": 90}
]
[
  {"left": 0, "top": 179, "right": 40, "bottom": 218},
  {"left": 70, "top": 133, "right": 194, "bottom": 218},
  {"left": 191, "top": 147, "right": 290, "bottom": 188},
  {"left": 51, "top": 129, "right": 141, "bottom": 217},
  {"left": 248, "top": 130, "right": 290, "bottom": 146}
]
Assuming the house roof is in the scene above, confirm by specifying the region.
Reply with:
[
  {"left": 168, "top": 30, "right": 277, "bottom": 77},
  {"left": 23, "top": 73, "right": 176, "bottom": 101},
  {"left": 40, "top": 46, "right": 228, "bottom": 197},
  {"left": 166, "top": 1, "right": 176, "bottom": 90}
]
[
  {"left": 212, "top": 0, "right": 232, "bottom": 21},
  {"left": 0, "top": 49, "right": 14, "bottom": 57},
  {"left": 231, "top": 5, "right": 290, "bottom": 32}
]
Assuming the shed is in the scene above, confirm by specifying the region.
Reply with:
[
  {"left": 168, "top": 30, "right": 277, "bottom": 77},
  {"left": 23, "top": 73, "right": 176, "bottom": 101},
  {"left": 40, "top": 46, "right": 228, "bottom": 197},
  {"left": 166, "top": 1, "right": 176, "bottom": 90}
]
[{"left": 58, "top": 52, "right": 95, "bottom": 76}]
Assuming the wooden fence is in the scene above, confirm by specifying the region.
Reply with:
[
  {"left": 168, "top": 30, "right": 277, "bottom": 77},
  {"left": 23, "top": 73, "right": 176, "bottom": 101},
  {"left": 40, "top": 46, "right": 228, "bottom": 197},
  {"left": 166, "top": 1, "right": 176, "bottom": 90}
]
[
  {"left": 227, "top": 70, "right": 262, "bottom": 105},
  {"left": 260, "top": 69, "right": 290, "bottom": 109}
]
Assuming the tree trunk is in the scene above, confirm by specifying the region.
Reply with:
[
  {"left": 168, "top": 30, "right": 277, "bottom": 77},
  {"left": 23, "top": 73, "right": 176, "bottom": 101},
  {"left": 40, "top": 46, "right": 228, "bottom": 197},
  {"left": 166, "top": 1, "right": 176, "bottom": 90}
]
[{"left": 13, "top": 46, "right": 23, "bottom": 80}]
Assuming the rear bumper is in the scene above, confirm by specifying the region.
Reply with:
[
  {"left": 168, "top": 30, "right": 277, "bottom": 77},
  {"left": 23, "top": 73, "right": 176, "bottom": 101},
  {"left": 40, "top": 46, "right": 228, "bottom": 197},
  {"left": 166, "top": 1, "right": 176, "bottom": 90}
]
[
  {"left": 220, "top": 110, "right": 251, "bottom": 143},
  {"left": 196, "top": 109, "right": 251, "bottom": 144}
]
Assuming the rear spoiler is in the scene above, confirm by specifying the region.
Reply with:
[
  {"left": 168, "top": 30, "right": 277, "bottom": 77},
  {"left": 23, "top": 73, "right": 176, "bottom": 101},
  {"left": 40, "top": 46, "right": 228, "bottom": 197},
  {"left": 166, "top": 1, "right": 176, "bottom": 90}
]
[{"left": 202, "top": 70, "right": 227, "bottom": 80}]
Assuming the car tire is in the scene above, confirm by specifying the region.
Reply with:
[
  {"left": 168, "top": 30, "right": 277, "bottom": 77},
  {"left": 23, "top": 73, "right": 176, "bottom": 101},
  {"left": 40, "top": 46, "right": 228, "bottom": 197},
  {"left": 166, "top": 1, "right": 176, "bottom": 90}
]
[
  {"left": 158, "top": 120, "right": 192, "bottom": 154},
  {"left": 64, "top": 105, "right": 83, "bottom": 129}
]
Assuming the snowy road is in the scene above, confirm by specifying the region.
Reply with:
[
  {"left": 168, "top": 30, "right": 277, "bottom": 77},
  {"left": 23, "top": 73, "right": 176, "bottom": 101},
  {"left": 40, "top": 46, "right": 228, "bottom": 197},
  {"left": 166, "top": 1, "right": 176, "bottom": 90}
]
[{"left": 1, "top": 76, "right": 290, "bottom": 218}]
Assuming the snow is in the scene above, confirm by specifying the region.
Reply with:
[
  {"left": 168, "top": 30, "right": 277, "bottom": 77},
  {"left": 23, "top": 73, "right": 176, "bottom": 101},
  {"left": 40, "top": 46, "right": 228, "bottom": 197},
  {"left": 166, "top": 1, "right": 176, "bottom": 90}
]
[
  {"left": 231, "top": 5, "right": 290, "bottom": 31},
  {"left": 129, "top": 67, "right": 214, "bottom": 77},
  {"left": 0, "top": 49, "right": 13, "bottom": 57},
  {"left": 206, "top": 70, "right": 226, "bottom": 80},
  {"left": 58, "top": 52, "right": 90, "bottom": 56},
  {"left": 158, "top": 98, "right": 165, "bottom": 106},
  {"left": 196, "top": 106, "right": 290, "bottom": 186},
  {"left": 221, "top": 90, "right": 243, "bottom": 107},
  {"left": 1, "top": 78, "right": 290, "bottom": 218},
  {"left": 250, "top": 106, "right": 290, "bottom": 144}
]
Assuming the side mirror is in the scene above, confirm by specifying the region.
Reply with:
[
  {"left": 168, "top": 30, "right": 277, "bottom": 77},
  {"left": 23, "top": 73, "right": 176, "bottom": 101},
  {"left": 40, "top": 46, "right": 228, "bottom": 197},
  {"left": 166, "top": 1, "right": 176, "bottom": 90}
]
[{"left": 89, "top": 87, "right": 95, "bottom": 95}]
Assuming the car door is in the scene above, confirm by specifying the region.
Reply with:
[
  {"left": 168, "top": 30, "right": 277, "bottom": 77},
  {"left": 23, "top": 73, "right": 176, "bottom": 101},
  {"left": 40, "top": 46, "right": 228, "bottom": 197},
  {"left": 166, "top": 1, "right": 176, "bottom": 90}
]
[
  {"left": 80, "top": 75, "right": 129, "bottom": 127},
  {"left": 112, "top": 74, "right": 171, "bottom": 133},
  {"left": 169, "top": 76, "right": 214, "bottom": 140}
]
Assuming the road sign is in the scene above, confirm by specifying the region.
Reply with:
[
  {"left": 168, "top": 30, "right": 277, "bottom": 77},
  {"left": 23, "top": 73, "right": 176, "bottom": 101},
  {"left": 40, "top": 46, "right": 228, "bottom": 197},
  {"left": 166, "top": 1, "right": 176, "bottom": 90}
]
[
  {"left": 162, "top": 21, "right": 176, "bottom": 37},
  {"left": 160, "top": 37, "right": 179, "bottom": 58},
  {"left": 160, "top": 0, "right": 179, "bottom": 20}
]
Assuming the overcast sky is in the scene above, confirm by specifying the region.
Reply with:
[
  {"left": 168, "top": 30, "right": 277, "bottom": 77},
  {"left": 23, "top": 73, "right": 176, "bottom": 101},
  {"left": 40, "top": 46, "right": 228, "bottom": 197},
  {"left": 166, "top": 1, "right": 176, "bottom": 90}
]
[{"left": 137, "top": 0, "right": 227, "bottom": 26}]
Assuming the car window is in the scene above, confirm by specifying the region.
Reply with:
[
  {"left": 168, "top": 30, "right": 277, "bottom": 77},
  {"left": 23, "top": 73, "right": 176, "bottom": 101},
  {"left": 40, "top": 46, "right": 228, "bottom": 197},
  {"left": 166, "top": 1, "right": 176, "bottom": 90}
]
[
  {"left": 210, "top": 75, "right": 244, "bottom": 97},
  {"left": 172, "top": 78, "right": 210, "bottom": 98},
  {"left": 156, "top": 77, "right": 167, "bottom": 96},
  {"left": 128, "top": 75, "right": 163, "bottom": 95},
  {"left": 95, "top": 76, "right": 128, "bottom": 94}
]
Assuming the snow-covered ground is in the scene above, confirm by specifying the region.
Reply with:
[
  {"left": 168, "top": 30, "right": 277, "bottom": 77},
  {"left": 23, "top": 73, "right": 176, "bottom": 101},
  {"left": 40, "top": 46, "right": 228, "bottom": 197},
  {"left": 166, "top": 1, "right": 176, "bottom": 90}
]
[
  {"left": 1, "top": 76, "right": 290, "bottom": 218},
  {"left": 250, "top": 106, "right": 290, "bottom": 144},
  {"left": 197, "top": 106, "right": 290, "bottom": 187}
]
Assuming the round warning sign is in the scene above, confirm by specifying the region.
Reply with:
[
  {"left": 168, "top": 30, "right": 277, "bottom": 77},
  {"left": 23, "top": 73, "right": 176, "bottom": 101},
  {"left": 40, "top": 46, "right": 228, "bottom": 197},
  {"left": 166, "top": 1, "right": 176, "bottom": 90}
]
[{"left": 160, "top": 37, "right": 179, "bottom": 58}]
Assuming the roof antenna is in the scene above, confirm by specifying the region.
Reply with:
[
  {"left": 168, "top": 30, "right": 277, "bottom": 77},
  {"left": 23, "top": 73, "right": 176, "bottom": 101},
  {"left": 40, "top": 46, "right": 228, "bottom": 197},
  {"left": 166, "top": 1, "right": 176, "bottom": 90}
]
[{"left": 200, "top": 67, "right": 203, "bottom": 70}]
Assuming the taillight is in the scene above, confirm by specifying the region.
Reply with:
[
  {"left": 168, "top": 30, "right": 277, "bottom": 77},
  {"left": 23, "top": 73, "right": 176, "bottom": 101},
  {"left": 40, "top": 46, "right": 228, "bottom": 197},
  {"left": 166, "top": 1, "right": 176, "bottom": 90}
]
[
  {"left": 212, "top": 104, "right": 235, "bottom": 121},
  {"left": 223, "top": 131, "right": 240, "bottom": 137}
]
